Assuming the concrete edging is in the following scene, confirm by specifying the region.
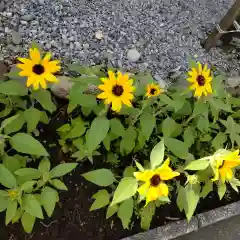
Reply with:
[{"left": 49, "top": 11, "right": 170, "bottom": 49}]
[{"left": 122, "top": 200, "right": 240, "bottom": 240}]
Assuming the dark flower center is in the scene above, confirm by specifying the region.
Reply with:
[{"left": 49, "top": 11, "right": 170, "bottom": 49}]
[
  {"left": 112, "top": 85, "right": 124, "bottom": 96},
  {"left": 32, "top": 64, "right": 45, "bottom": 75},
  {"left": 196, "top": 75, "right": 205, "bottom": 86},
  {"left": 150, "top": 88, "right": 157, "bottom": 95},
  {"left": 150, "top": 174, "right": 161, "bottom": 187}
]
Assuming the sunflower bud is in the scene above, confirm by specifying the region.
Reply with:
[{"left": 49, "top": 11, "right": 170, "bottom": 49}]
[{"left": 186, "top": 174, "right": 199, "bottom": 185}]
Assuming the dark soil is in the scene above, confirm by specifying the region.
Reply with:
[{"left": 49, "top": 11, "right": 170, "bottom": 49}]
[{"left": 0, "top": 109, "right": 240, "bottom": 240}]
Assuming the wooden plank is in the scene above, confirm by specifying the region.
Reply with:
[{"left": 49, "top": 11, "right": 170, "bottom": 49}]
[{"left": 204, "top": 0, "right": 240, "bottom": 51}]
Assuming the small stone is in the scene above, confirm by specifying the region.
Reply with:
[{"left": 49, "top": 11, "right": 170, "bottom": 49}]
[
  {"left": 227, "top": 76, "right": 240, "bottom": 88},
  {"left": 127, "top": 48, "right": 141, "bottom": 62},
  {"left": 21, "top": 14, "right": 34, "bottom": 21},
  {"left": 95, "top": 30, "right": 104, "bottom": 40},
  {"left": 83, "top": 43, "right": 89, "bottom": 49},
  {"left": 75, "top": 42, "right": 81, "bottom": 50},
  {"left": 11, "top": 31, "right": 22, "bottom": 45},
  {"left": 38, "top": 0, "right": 45, "bottom": 4},
  {"left": 0, "top": 2, "right": 5, "bottom": 12},
  {"left": 0, "top": 61, "right": 8, "bottom": 81},
  {"left": 51, "top": 76, "right": 74, "bottom": 99}
]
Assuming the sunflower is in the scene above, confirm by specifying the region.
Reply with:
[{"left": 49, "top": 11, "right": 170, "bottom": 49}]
[
  {"left": 17, "top": 47, "right": 61, "bottom": 90},
  {"left": 145, "top": 83, "right": 162, "bottom": 98},
  {"left": 97, "top": 71, "right": 135, "bottom": 112},
  {"left": 134, "top": 158, "right": 180, "bottom": 206},
  {"left": 187, "top": 62, "right": 213, "bottom": 97},
  {"left": 211, "top": 149, "right": 240, "bottom": 183}
]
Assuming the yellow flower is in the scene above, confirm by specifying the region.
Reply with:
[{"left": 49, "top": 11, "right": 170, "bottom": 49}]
[
  {"left": 97, "top": 71, "right": 135, "bottom": 112},
  {"left": 17, "top": 48, "right": 61, "bottom": 90},
  {"left": 134, "top": 158, "right": 180, "bottom": 206},
  {"left": 212, "top": 149, "right": 240, "bottom": 183},
  {"left": 187, "top": 62, "right": 212, "bottom": 97},
  {"left": 145, "top": 83, "right": 162, "bottom": 98},
  {"left": 8, "top": 189, "right": 19, "bottom": 200}
]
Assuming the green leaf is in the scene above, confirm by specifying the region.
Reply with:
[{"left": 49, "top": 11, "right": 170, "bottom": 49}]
[
  {"left": 3, "top": 155, "right": 22, "bottom": 172},
  {"left": 135, "top": 161, "right": 145, "bottom": 172},
  {"left": 162, "top": 117, "right": 182, "bottom": 138},
  {"left": 140, "top": 112, "right": 156, "bottom": 140},
  {"left": 0, "top": 114, "right": 20, "bottom": 132},
  {"left": 11, "top": 208, "right": 23, "bottom": 223},
  {"left": 86, "top": 116, "right": 109, "bottom": 155},
  {"left": 21, "top": 181, "right": 37, "bottom": 192},
  {"left": 82, "top": 169, "right": 115, "bottom": 187},
  {"left": 66, "top": 122, "right": 86, "bottom": 139},
  {"left": 111, "top": 177, "right": 138, "bottom": 206},
  {"left": 120, "top": 126, "right": 137, "bottom": 155},
  {"left": 197, "top": 116, "right": 209, "bottom": 132},
  {"left": 22, "top": 194, "right": 43, "bottom": 219},
  {"left": 15, "top": 168, "right": 41, "bottom": 179},
  {"left": 69, "top": 92, "right": 97, "bottom": 108},
  {"left": 0, "top": 80, "right": 28, "bottom": 96},
  {"left": 67, "top": 102, "right": 78, "bottom": 114},
  {"left": 209, "top": 98, "right": 232, "bottom": 112},
  {"left": 150, "top": 139, "right": 165, "bottom": 169},
  {"left": 57, "top": 124, "right": 71, "bottom": 133},
  {"left": 4, "top": 113, "right": 25, "bottom": 135},
  {"left": 123, "top": 166, "right": 136, "bottom": 178},
  {"left": 31, "top": 89, "right": 56, "bottom": 113},
  {"left": 218, "top": 182, "right": 226, "bottom": 200},
  {"left": 73, "top": 75, "right": 101, "bottom": 85},
  {"left": 140, "top": 202, "right": 155, "bottom": 230},
  {"left": 185, "top": 159, "right": 209, "bottom": 171},
  {"left": 0, "top": 196, "right": 9, "bottom": 212},
  {"left": 212, "top": 132, "right": 227, "bottom": 150},
  {"left": 165, "top": 138, "right": 189, "bottom": 159},
  {"left": 110, "top": 119, "right": 125, "bottom": 137},
  {"left": 6, "top": 200, "right": 18, "bottom": 225},
  {"left": 51, "top": 179, "right": 68, "bottom": 190},
  {"left": 106, "top": 204, "right": 119, "bottom": 219},
  {"left": 24, "top": 108, "right": 42, "bottom": 132},
  {"left": 50, "top": 163, "right": 78, "bottom": 178},
  {"left": 10, "top": 133, "right": 49, "bottom": 156},
  {"left": 193, "top": 99, "right": 209, "bottom": 116},
  {"left": 21, "top": 212, "right": 36, "bottom": 233},
  {"left": 200, "top": 181, "right": 213, "bottom": 198},
  {"left": 117, "top": 197, "right": 133, "bottom": 229},
  {"left": 90, "top": 190, "right": 110, "bottom": 211},
  {"left": 38, "top": 158, "right": 51, "bottom": 173},
  {"left": 0, "top": 164, "right": 17, "bottom": 188},
  {"left": 177, "top": 186, "right": 186, "bottom": 212},
  {"left": 183, "top": 126, "right": 196, "bottom": 148},
  {"left": 185, "top": 184, "right": 200, "bottom": 221},
  {"left": 41, "top": 187, "right": 58, "bottom": 217}
]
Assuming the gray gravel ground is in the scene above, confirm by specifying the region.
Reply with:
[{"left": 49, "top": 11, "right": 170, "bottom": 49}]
[{"left": 0, "top": 0, "right": 239, "bottom": 80}]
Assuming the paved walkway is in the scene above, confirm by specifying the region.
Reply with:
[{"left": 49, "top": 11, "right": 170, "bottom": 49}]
[{"left": 175, "top": 215, "right": 240, "bottom": 240}]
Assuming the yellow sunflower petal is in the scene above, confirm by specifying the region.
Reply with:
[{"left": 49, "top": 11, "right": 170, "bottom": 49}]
[
  {"left": 197, "top": 62, "right": 202, "bottom": 73},
  {"left": 43, "top": 52, "right": 52, "bottom": 61},
  {"left": 205, "top": 83, "right": 212, "bottom": 93},
  {"left": 33, "top": 80, "right": 40, "bottom": 90},
  {"left": 157, "top": 158, "right": 180, "bottom": 180},
  {"left": 26, "top": 76, "right": 35, "bottom": 87},
  {"left": 111, "top": 99, "right": 122, "bottom": 112},
  {"left": 46, "top": 73, "right": 59, "bottom": 83},
  {"left": 97, "top": 92, "right": 109, "bottom": 99},
  {"left": 158, "top": 182, "right": 169, "bottom": 196},
  {"left": 134, "top": 170, "right": 154, "bottom": 182},
  {"left": 17, "top": 57, "right": 32, "bottom": 65},
  {"left": 145, "top": 186, "right": 161, "bottom": 205},
  {"left": 121, "top": 98, "right": 132, "bottom": 107},
  {"left": 19, "top": 71, "right": 30, "bottom": 77},
  {"left": 30, "top": 48, "right": 41, "bottom": 64},
  {"left": 39, "top": 79, "right": 47, "bottom": 89},
  {"left": 138, "top": 182, "right": 150, "bottom": 196},
  {"left": 194, "top": 87, "right": 203, "bottom": 97}
]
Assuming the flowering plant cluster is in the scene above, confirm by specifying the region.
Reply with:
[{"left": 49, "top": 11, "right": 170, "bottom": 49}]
[{"left": 0, "top": 43, "right": 239, "bottom": 232}]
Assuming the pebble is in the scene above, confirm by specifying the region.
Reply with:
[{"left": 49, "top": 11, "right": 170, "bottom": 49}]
[
  {"left": 21, "top": 14, "right": 34, "bottom": 21},
  {"left": 38, "top": 0, "right": 45, "bottom": 5},
  {"left": 95, "top": 30, "right": 104, "bottom": 40},
  {"left": 227, "top": 76, "right": 240, "bottom": 88},
  {"left": 83, "top": 43, "right": 89, "bottom": 49},
  {"left": 11, "top": 31, "right": 22, "bottom": 45},
  {"left": 51, "top": 76, "right": 73, "bottom": 99},
  {"left": 127, "top": 48, "right": 141, "bottom": 62},
  {"left": 0, "top": 61, "right": 8, "bottom": 80}
]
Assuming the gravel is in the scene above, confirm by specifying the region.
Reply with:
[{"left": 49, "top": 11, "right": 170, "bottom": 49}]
[{"left": 0, "top": 0, "right": 238, "bottom": 82}]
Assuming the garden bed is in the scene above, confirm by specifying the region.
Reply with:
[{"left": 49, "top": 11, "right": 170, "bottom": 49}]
[
  {"left": 0, "top": 110, "right": 239, "bottom": 240},
  {"left": 0, "top": 44, "right": 239, "bottom": 240}
]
